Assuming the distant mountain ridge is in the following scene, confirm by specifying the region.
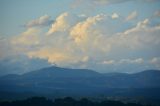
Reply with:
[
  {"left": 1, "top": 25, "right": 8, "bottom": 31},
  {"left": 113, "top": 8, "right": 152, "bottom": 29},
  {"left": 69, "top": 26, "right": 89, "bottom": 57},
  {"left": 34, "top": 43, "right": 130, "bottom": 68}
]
[
  {"left": 22, "top": 66, "right": 101, "bottom": 78},
  {"left": 0, "top": 66, "right": 160, "bottom": 99}
]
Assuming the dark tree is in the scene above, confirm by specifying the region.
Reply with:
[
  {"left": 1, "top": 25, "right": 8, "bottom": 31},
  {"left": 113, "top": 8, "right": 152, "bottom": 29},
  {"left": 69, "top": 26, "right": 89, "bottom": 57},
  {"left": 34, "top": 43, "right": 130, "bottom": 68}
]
[{"left": 0, "top": 96, "right": 154, "bottom": 106}]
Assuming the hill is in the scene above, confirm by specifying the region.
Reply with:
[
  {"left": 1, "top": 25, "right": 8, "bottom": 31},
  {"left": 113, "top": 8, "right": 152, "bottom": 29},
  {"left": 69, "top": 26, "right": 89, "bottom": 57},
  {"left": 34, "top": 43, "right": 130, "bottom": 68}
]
[{"left": 0, "top": 66, "right": 160, "bottom": 101}]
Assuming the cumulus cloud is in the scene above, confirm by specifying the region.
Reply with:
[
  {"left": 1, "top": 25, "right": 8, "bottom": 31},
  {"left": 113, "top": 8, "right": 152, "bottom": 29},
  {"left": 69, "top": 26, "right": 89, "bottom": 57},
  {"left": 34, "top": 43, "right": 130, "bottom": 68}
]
[
  {"left": 16, "top": 13, "right": 109, "bottom": 66},
  {"left": 70, "top": 14, "right": 105, "bottom": 44},
  {"left": 105, "top": 18, "right": 158, "bottom": 51},
  {"left": 47, "top": 12, "right": 80, "bottom": 35},
  {"left": 27, "top": 46, "right": 90, "bottom": 66},
  {"left": 25, "top": 15, "right": 53, "bottom": 28},
  {"left": 28, "top": 49, "right": 71, "bottom": 64},
  {"left": 10, "top": 12, "right": 160, "bottom": 71},
  {"left": 47, "top": 13, "right": 69, "bottom": 34},
  {"left": 27, "top": 13, "right": 114, "bottom": 67},
  {"left": 126, "top": 11, "right": 137, "bottom": 21},
  {"left": 35, "top": 18, "right": 159, "bottom": 66},
  {"left": 12, "top": 28, "right": 40, "bottom": 46}
]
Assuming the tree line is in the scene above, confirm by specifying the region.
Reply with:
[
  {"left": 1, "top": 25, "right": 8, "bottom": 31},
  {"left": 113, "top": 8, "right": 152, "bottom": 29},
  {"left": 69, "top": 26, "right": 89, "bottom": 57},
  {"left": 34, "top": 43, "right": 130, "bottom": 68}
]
[{"left": 0, "top": 97, "right": 153, "bottom": 106}]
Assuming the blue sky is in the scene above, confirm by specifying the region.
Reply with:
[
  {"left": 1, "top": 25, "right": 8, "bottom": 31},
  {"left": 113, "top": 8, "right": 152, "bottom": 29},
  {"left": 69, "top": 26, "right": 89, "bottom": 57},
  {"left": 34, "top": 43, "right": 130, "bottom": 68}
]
[
  {"left": 0, "top": 0, "right": 72, "bottom": 36},
  {"left": 0, "top": 0, "right": 160, "bottom": 74},
  {"left": 1, "top": 0, "right": 160, "bottom": 36}
]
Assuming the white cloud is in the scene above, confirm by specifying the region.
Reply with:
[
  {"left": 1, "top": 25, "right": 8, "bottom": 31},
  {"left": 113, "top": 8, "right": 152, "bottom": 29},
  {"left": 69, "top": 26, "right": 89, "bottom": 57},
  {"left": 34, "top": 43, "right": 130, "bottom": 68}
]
[
  {"left": 124, "top": 19, "right": 149, "bottom": 35},
  {"left": 126, "top": 11, "right": 137, "bottom": 21},
  {"left": 27, "top": 46, "right": 90, "bottom": 66},
  {"left": 47, "top": 13, "right": 69, "bottom": 34},
  {"left": 150, "top": 57, "right": 159, "bottom": 64},
  {"left": 18, "top": 17, "right": 160, "bottom": 63},
  {"left": 112, "top": 19, "right": 160, "bottom": 50},
  {"left": 111, "top": 13, "right": 119, "bottom": 19},
  {"left": 150, "top": 57, "right": 160, "bottom": 68},
  {"left": 9, "top": 12, "right": 160, "bottom": 71},
  {"left": 78, "top": 14, "right": 87, "bottom": 18},
  {"left": 25, "top": 15, "right": 53, "bottom": 28},
  {"left": 136, "top": 18, "right": 149, "bottom": 27},
  {"left": 92, "top": 0, "right": 131, "bottom": 5},
  {"left": 12, "top": 28, "right": 40, "bottom": 46},
  {"left": 74, "top": 0, "right": 160, "bottom": 6},
  {"left": 102, "top": 58, "right": 144, "bottom": 65},
  {"left": 119, "top": 58, "right": 144, "bottom": 64},
  {"left": 28, "top": 49, "right": 72, "bottom": 64},
  {"left": 47, "top": 12, "right": 79, "bottom": 35},
  {"left": 70, "top": 14, "right": 105, "bottom": 44},
  {"left": 102, "top": 60, "right": 115, "bottom": 65},
  {"left": 19, "top": 13, "right": 110, "bottom": 66}
]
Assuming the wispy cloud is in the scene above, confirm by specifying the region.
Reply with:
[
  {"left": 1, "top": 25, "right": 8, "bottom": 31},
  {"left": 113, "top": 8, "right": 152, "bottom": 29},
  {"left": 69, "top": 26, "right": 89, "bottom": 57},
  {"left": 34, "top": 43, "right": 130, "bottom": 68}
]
[
  {"left": 73, "top": 0, "right": 159, "bottom": 7},
  {"left": 25, "top": 15, "right": 53, "bottom": 28},
  {"left": 154, "top": 10, "right": 160, "bottom": 17},
  {"left": 102, "top": 60, "right": 115, "bottom": 65},
  {"left": 126, "top": 11, "right": 137, "bottom": 21},
  {"left": 150, "top": 57, "right": 160, "bottom": 68},
  {"left": 102, "top": 58, "right": 144, "bottom": 65},
  {"left": 119, "top": 58, "right": 144, "bottom": 64},
  {"left": 0, "top": 37, "right": 15, "bottom": 59},
  {"left": 92, "top": 0, "right": 132, "bottom": 5}
]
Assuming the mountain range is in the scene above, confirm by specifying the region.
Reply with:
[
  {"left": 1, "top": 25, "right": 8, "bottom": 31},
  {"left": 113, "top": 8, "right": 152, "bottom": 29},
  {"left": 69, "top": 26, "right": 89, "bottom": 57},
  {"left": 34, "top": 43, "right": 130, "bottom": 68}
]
[{"left": 0, "top": 66, "right": 160, "bottom": 100}]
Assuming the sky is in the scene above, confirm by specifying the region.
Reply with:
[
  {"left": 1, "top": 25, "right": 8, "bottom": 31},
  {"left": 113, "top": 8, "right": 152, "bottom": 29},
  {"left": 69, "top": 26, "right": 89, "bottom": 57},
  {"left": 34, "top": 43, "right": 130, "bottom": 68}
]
[{"left": 0, "top": 0, "right": 160, "bottom": 74}]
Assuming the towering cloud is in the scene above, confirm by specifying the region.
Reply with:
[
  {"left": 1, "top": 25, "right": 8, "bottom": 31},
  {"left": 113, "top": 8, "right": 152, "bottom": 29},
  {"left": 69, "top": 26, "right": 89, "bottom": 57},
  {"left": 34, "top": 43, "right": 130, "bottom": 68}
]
[
  {"left": 70, "top": 14, "right": 105, "bottom": 44},
  {"left": 1, "top": 0, "right": 160, "bottom": 74},
  {"left": 47, "top": 12, "right": 79, "bottom": 35},
  {"left": 9, "top": 12, "right": 160, "bottom": 72}
]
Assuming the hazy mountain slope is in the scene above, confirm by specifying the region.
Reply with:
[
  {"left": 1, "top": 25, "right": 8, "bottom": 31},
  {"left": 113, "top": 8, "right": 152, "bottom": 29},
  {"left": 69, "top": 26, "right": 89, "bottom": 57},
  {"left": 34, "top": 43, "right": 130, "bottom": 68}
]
[{"left": 0, "top": 66, "right": 160, "bottom": 99}]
